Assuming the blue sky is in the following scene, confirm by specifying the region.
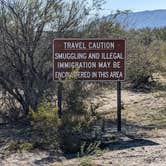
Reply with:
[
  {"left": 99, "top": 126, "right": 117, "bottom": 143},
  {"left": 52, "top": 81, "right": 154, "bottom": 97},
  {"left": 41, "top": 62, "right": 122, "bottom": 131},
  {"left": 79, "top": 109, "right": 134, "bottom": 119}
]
[{"left": 101, "top": 0, "right": 166, "bottom": 15}]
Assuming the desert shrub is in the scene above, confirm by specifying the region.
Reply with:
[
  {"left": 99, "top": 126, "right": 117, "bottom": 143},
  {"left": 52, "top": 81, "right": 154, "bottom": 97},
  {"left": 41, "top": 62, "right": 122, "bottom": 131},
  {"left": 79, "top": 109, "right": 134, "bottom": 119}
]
[
  {"left": 59, "top": 111, "right": 99, "bottom": 153},
  {"left": 27, "top": 77, "right": 103, "bottom": 153},
  {"left": 7, "top": 140, "right": 19, "bottom": 152},
  {"left": 78, "top": 141, "right": 101, "bottom": 157},
  {"left": 63, "top": 80, "right": 87, "bottom": 114},
  {"left": 59, "top": 79, "right": 103, "bottom": 153},
  {"left": 7, "top": 141, "right": 34, "bottom": 152},
  {"left": 19, "top": 142, "right": 34, "bottom": 151},
  {"left": 29, "top": 103, "right": 61, "bottom": 150},
  {"left": 126, "top": 29, "right": 163, "bottom": 89},
  {"left": 79, "top": 157, "right": 94, "bottom": 166}
]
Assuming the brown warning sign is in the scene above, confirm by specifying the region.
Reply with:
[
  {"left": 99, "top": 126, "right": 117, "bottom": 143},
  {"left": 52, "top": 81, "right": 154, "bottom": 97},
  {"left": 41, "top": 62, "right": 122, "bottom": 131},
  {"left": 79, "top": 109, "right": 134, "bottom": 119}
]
[{"left": 53, "top": 39, "right": 126, "bottom": 81}]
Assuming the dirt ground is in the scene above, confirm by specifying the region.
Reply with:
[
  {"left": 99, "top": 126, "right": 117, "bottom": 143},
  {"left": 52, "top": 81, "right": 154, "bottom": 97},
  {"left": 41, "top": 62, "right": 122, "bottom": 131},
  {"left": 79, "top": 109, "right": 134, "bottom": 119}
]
[
  {"left": 62, "top": 88, "right": 166, "bottom": 166},
  {"left": 0, "top": 84, "right": 166, "bottom": 166}
]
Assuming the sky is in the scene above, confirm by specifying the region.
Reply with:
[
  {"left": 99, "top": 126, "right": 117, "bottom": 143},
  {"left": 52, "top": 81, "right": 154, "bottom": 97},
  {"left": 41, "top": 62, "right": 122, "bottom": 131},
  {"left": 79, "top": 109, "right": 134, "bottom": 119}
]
[{"left": 101, "top": 0, "right": 166, "bottom": 16}]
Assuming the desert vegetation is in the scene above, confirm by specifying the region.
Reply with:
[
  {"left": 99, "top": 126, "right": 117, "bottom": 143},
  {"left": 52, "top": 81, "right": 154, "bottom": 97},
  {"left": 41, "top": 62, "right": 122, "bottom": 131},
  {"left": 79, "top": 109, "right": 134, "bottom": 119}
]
[{"left": 0, "top": 0, "right": 166, "bottom": 165}]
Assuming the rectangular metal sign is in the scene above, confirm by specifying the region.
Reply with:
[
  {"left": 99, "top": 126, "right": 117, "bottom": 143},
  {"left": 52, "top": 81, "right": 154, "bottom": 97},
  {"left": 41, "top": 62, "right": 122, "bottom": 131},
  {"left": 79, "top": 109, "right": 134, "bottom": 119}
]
[{"left": 53, "top": 39, "right": 126, "bottom": 81}]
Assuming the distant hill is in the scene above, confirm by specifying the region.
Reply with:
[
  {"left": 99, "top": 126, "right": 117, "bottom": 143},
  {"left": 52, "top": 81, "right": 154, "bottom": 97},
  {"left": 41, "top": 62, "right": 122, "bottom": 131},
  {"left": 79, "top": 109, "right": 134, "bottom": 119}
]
[{"left": 106, "top": 10, "right": 166, "bottom": 29}]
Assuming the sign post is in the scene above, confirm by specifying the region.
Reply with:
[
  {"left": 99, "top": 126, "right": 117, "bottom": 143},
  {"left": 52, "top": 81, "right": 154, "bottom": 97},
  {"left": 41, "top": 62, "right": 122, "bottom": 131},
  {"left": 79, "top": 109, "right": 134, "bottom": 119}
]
[
  {"left": 57, "top": 81, "right": 62, "bottom": 118},
  {"left": 117, "top": 81, "right": 121, "bottom": 132},
  {"left": 53, "top": 39, "right": 126, "bottom": 130}
]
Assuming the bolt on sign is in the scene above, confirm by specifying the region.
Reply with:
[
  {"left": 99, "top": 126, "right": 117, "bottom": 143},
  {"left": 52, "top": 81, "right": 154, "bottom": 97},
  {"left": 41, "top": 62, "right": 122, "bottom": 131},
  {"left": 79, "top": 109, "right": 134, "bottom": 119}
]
[{"left": 53, "top": 39, "right": 126, "bottom": 81}]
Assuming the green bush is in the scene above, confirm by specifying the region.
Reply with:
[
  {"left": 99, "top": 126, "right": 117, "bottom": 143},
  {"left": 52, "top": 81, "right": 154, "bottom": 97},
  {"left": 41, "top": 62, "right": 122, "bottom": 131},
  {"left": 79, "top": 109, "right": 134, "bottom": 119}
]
[
  {"left": 59, "top": 114, "right": 93, "bottom": 153},
  {"left": 29, "top": 103, "right": 61, "bottom": 150},
  {"left": 79, "top": 157, "right": 94, "bottom": 166},
  {"left": 27, "top": 79, "right": 103, "bottom": 153},
  {"left": 7, "top": 141, "right": 34, "bottom": 152},
  {"left": 19, "top": 142, "right": 34, "bottom": 151},
  {"left": 126, "top": 29, "right": 163, "bottom": 89},
  {"left": 59, "top": 81, "right": 102, "bottom": 153}
]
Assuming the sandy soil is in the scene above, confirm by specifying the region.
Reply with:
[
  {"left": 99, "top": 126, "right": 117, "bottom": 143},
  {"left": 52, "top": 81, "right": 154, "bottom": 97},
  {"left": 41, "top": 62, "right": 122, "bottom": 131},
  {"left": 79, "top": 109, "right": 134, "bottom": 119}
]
[{"left": 62, "top": 89, "right": 166, "bottom": 166}]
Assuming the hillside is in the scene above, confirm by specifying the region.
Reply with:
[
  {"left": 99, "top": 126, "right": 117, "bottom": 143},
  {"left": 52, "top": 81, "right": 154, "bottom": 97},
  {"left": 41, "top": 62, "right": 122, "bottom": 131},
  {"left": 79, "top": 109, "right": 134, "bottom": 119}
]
[{"left": 107, "top": 9, "right": 166, "bottom": 29}]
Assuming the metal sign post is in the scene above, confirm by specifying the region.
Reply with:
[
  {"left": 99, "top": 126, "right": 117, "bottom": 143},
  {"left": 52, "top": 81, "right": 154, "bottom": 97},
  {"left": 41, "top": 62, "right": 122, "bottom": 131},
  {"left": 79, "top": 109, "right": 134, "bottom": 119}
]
[
  {"left": 117, "top": 81, "right": 122, "bottom": 132},
  {"left": 57, "top": 81, "right": 62, "bottom": 118}
]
